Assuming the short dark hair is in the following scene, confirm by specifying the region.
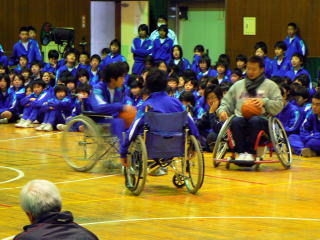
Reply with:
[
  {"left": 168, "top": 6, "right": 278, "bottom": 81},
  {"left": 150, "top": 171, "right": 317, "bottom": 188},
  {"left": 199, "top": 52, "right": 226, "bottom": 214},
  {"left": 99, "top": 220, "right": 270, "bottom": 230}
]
[
  {"left": 247, "top": 55, "right": 265, "bottom": 68},
  {"left": 104, "top": 62, "right": 126, "bottom": 83},
  {"left": 179, "top": 91, "right": 196, "bottom": 107},
  {"left": 184, "top": 77, "right": 198, "bottom": 89},
  {"left": 19, "top": 55, "right": 28, "bottom": 62},
  {"left": 138, "top": 24, "right": 149, "bottom": 35},
  {"left": 54, "top": 85, "right": 68, "bottom": 95},
  {"left": 292, "top": 85, "right": 309, "bottom": 99},
  {"left": 13, "top": 74, "right": 25, "bottom": 84},
  {"left": 194, "top": 45, "right": 204, "bottom": 53},
  {"left": 292, "top": 52, "right": 304, "bottom": 63},
  {"left": 254, "top": 41, "right": 268, "bottom": 54},
  {"left": 215, "top": 61, "right": 228, "bottom": 71},
  {"left": 218, "top": 54, "right": 231, "bottom": 66},
  {"left": 32, "top": 79, "right": 46, "bottom": 89},
  {"left": 0, "top": 74, "right": 10, "bottom": 88},
  {"left": 90, "top": 54, "right": 101, "bottom": 63},
  {"left": 205, "top": 84, "right": 223, "bottom": 101},
  {"left": 181, "top": 69, "right": 197, "bottom": 82},
  {"left": 293, "top": 74, "right": 310, "bottom": 87},
  {"left": 30, "top": 61, "right": 42, "bottom": 68},
  {"left": 110, "top": 39, "right": 121, "bottom": 48},
  {"left": 157, "top": 15, "right": 168, "bottom": 22},
  {"left": 207, "top": 77, "right": 219, "bottom": 86},
  {"left": 19, "top": 26, "right": 29, "bottom": 33},
  {"left": 168, "top": 73, "right": 179, "bottom": 84},
  {"left": 236, "top": 54, "right": 248, "bottom": 63},
  {"left": 274, "top": 41, "right": 287, "bottom": 51},
  {"left": 145, "top": 68, "right": 167, "bottom": 93},
  {"left": 232, "top": 68, "right": 243, "bottom": 78},
  {"left": 158, "top": 24, "right": 168, "bottom": 35},
  {"left": 101, "top": 48, "right": 110, "bottom": 55},
  {"left": 80, "top": 51, "right": 90, "bottom": 58},
  {"left": 128, "top": 74, "right": 144, "bottom": 89},
  {"left": 313, "top": 90, "right": 320, "bottom": 100},
  {"left": 279, "top": 83, "right": 291, "bottom": 97},
  {"left": 76, "top": 84, "right": 92, "bottom": 94},
  {"left": 199, "top": 55, "right": 211, "bottom": 68},
  {"left": 65, "top": 75, "right": 77, "bottom": 85},
  {"left": 48, "top": 50, "right": 59, "bottom": 59},
  {"left": 76, "top": 68, "right": 90, "bottom": 79},
  {"left": 27, "top": 26, "right": 36, "bottom": 33},
  {"left": 288, "top": 22, "right": 298, "bottom": 29}
]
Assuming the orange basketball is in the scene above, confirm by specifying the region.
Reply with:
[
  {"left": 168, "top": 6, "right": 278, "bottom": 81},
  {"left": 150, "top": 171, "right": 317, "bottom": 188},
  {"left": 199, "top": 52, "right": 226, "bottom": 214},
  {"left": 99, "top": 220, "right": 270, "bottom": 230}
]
[
  {"left": 241, "top": 99, "right": 262, "bottom": 119},
  {"left": 119, "top": 107, "right": 137, "bottom": 128}
]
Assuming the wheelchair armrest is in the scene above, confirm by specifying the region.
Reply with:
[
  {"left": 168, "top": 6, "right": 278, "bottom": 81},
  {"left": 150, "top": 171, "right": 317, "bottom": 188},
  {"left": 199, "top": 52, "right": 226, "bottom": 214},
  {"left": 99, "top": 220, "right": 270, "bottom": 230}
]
[{"left": 82, "top": 111, "right": 113, "bottom": 119}]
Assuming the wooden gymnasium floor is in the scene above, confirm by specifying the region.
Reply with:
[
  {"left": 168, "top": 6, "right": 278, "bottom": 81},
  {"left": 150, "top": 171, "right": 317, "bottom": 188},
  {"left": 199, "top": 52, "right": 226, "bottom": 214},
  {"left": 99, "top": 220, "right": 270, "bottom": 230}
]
[{"left": 0, "top": 124, "right": 320, "bottom": 240}]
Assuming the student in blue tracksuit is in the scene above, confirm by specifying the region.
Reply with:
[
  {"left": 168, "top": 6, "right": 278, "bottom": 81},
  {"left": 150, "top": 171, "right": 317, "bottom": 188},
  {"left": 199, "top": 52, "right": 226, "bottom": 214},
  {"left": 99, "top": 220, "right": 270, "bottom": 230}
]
[
  {"left": 254, "top": 41, "right": 273, "bottom": 78},
  {"left": 120, "top": 68, "right": 199, "bottom": 166},
  {"left": 167, "top": 74, "right": 180, "bottom": 98},
  {"left": 83, "top": 62, "right": 136, "bottom": 145},
  {"left": 76, "top": 68, "right": 90, "bottom": 86},
  {"left": 131, "top": 24, "right": 153, "bottom": 75},
  {"left": 0, "top": 44, "right": 9, "bottom": 67},
  {"left": 179, "top": 91, "right": 205, "bottom": 121},
  {"left": 100, "top": 39, "right": 126, "bottom": 69},
  {"left": 88, "top": 54, "right": 101, "bottom": 86},
  {"left": 289, "top": 91, "right": 320, "bottom": 157},
  {"left": 271, "top": 41, "right": 291, "bottom": 77},
  {"left": 152, "top": 25, "right": 174, "bottom": 64},
  {"left": 215, "top": 61, "right": 231, "bottom": 84},
  {"left": 196, "top": 84, "right": 223, "bottom": 150},
  {"left": 183, "top": 78, "right": 201, "bottom": 101},
  {"left": 125, "top": 75, "right": 144, "bottom": 107},
  {"left": 9, "top": 27, "right": 43, "bottom": 66},
  {"left": 14, "top": 55, "right": 28, "bottom": 74},
  {"left": 36, "top": 85, "right": 72, "bottom": 131},
  {"left": 9, "top": 75, "right": 26, "bottom": 114},
  {"left": 168, "top": 45, "right": 190, "bottom": 76},
  {"left": 218, "top": 54, "right": 232, "bottom": 77},
  {"left": 293, "top": 73, "right": 315, "bottom": 97},
  {"left": 197, "top": 55, "right": 217, "bottom": 80},
  {"left": 276, "top": 83, "right": 302, "bottom": 135},
  {"left": 16, "top": 80, "right": 50, "bottom": 128},
  {"left": 285, "top": 53, "right": 311, "bottom": 85},
  {"left": 78, "top": 51, "right": 91, "bottom": 72},
  {"left": 284, "top": 22, "right": 306, "bottom": 60},
  {"left": 0, "top": 74, "right": 17, "bottom": 124},
  {"left": 291, "top": 84, "right": 312, "bottom": 122},
  {"left": 235, "top": 54, "right": 247, "bottom": 77},
  {"left": 56, "top": 50, "right": 78, "bottom": 85},
  {"left": 42, "top": 50, "right": 60, "bottom": 79},
  {"left": 191, "top": 45, "right": 205, "bottom": 74}
]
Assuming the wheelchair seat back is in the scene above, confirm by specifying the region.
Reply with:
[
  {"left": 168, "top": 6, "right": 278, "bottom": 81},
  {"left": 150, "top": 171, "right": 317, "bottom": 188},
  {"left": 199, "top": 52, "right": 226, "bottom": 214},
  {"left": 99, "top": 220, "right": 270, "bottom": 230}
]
[{"left": 144, "top": 111, "right": 188, "bottom": 159}]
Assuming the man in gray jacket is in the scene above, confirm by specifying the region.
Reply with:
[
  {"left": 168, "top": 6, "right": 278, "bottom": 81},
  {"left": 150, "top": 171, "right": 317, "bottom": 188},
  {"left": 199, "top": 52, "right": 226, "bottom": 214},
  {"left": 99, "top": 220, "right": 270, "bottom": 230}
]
[{"left": 217, "top": 56, "right": 283, "bottom": 161}]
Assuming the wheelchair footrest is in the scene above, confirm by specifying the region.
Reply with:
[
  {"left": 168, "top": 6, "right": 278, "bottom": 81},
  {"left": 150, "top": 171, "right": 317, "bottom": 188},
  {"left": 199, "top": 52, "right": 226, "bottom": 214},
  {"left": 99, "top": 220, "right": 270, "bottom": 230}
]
[{"left": 229, "top": 159, "right": 256, "bottom": 167}]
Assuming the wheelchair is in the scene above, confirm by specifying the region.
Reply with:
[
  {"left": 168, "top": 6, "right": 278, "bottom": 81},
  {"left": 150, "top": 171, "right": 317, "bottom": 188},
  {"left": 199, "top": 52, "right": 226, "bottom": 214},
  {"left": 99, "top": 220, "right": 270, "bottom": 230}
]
[
  {"left": 61, "top": 110, "right": 120, "bottom": 172},
  {"left": 212, "top": 115, "right": 292, "bottom": 170},
  {"left": 124, "top": 111, "right": 205, "bottom": 196}
]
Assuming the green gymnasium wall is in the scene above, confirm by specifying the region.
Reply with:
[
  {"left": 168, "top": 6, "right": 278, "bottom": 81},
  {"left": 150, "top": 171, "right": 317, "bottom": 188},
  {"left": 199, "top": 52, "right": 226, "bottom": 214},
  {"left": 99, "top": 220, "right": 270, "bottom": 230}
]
[{"left": 178, "top": 8, "right": 226, "bottom": 64}]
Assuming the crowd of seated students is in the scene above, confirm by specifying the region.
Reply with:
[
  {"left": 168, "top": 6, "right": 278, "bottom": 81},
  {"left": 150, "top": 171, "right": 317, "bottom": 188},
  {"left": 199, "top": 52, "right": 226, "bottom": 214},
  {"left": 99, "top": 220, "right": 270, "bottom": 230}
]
[{"left": 0, "top": 21, "right": 319, "bottom": 158}]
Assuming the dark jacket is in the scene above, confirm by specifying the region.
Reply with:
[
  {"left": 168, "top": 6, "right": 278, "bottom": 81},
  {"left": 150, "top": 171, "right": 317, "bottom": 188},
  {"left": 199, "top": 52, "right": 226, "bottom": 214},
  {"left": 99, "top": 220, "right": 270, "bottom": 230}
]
[{"left": 14, "top": 211, "right": 99, "bottom": 240}]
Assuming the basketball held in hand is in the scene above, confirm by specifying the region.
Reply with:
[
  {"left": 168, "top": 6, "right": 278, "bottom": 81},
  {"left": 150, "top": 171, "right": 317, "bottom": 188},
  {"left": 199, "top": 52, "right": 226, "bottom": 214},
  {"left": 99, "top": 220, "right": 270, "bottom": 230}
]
[
  {"left": 119, "top": 107, "right": 137, "bottom": 128},
  {"left": 241, "top": 99, "right": 262, "bottom": 119}
]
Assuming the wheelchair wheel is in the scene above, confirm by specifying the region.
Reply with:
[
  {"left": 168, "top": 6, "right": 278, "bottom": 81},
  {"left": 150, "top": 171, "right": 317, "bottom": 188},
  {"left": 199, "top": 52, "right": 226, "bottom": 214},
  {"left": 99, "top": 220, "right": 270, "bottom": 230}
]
[
  {"left": 184, "top": 135, "right": 204, "bottom": 194},
  {"left": 124, "top": 135, "right": 148, "bottom": 195},
  {"left": 172, "top": 174, "right": 185, "bottom": 188},
  {"left": 268, "top": 117, "right": 292, "bottom": 169},
  {"left": 62, "top": 115, "right": 104, "bottom": 172},
  {"left": 212, "top": 115, "right": 235, "bottom": 167}
]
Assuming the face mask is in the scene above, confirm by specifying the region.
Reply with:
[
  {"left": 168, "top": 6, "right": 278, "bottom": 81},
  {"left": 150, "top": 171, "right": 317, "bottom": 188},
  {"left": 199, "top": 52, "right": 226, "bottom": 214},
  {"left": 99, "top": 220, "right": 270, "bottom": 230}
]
[{"left": 157, "top": 23, "right": 164, "bottom": 27}]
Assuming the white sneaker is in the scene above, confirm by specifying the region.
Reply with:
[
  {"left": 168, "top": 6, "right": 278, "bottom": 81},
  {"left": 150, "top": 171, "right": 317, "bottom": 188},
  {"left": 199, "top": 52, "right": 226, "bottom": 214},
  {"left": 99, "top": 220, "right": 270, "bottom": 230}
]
[
  {"left": 43, "top": 123, "right": 53, "bottom": 131},
  {"left": 33, "top": 120, "right": 39, "bottom": 124},
  {"left": 56, "top": 124, "right": 66, "bottom": 131},
  {"left": 35, "top": 123, "right": 47, "bottom": 131},
  {"left": 21, "top": 120, "right": 33, "bottom": 128},
  {"left": 236, "top": 152, "right": 255, "bottom": 161},
  {"left": 244, "top": 153, "right": 255, "bottom": 161},
  {"left": 15, "top": 119, "right": 26, "bottom": 128}
]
